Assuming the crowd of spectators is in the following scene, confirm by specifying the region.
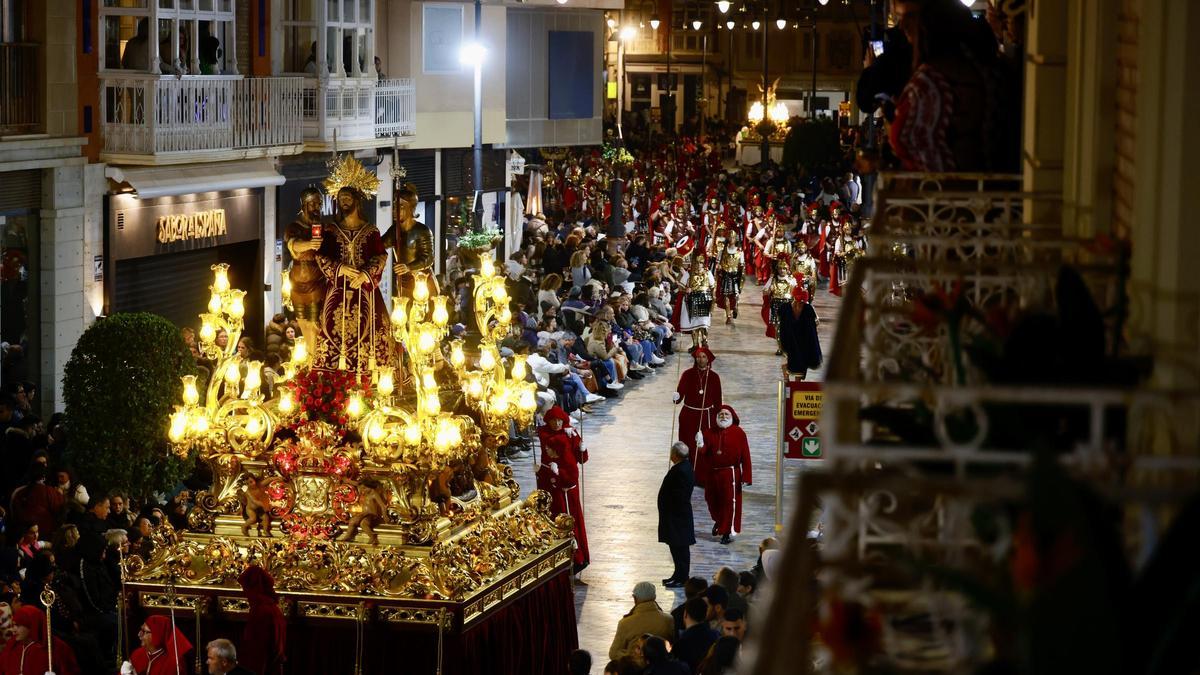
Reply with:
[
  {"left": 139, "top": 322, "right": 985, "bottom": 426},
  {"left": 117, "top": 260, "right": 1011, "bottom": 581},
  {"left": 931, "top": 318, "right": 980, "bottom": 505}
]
[{"left": 571, "top": 537, "right": 780, "bottom": 675}]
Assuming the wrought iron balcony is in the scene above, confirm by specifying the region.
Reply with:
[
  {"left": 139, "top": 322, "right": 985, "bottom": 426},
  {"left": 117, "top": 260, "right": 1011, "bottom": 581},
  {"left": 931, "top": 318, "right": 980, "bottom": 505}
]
[
  {"left": 99, "top": 74, "right": 305, "bottom": 163},
  {"left": 1, "top": 43, "right": 39, "bottom": 136}
]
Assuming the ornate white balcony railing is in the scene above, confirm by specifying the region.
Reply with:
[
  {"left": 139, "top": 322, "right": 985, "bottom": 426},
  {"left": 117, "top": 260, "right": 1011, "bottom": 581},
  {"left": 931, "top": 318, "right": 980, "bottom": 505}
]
[
  {"left": 100, "top": 74, "right": 304, "bottom": 157},
  {"left": 301, "top": 77, "right": 415, "bottom": 145},
  {"left": 745, "top": 171, "right": 1200, "bottom": 675},
  {"left": 375, "top": 78, "right": 417, "bottom": 138}
]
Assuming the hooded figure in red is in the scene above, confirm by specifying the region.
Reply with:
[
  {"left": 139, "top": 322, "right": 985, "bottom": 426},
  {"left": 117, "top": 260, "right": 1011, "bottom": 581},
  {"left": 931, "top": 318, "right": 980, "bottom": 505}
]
[
  {"left": 674, "top": 346, "right": 723, "bottom": 457},
  {"left": 695, "top": 404, "right": 752, "bottom": 544},
  {"left": 238, "top": 565, "right": 287, "bottom": 675},
  {"left": 130, "top": 615, "right": 191, "bottom": 675},
  {"left": 536, "top": 405, "right": 590, "bottom": 573},
  {"left": 0, "top": 606, "right": 79, "bottom": 675}
]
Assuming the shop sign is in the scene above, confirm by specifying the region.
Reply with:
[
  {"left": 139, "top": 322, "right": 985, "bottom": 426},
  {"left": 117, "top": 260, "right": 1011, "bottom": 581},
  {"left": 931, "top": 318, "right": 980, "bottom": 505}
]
[
  {"left": 156, "top": 209, "right": 228, "bottom": 243},
  {"left": 784, "top": 380, "right": 823, "bottom": 459},
  {"left": 109, "top": 190, "right": 262, "bottom": 261}
]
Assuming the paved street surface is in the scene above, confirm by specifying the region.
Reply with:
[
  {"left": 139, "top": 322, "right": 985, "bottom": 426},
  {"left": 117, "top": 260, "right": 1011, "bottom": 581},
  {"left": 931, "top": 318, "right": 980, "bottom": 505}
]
[{"left": 509, "top": 282, "right": 839, "bottom": 661}]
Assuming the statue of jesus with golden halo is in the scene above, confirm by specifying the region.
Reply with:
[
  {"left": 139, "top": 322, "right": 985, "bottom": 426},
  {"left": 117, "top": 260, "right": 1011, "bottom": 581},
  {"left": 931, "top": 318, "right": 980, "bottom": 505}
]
[{"left": 312, "top": 154, "right": 392, "bottom": 375}]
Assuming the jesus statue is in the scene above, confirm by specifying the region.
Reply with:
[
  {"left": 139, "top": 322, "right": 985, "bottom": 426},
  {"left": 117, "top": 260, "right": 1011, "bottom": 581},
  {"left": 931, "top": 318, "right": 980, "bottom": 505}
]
[{"left": 313, "top": 156, "right": 392, "bottom": 374}]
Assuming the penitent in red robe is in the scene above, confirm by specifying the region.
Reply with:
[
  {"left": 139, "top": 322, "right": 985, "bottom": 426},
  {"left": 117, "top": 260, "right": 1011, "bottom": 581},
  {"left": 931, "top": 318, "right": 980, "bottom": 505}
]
[
  {"left": 675, "top": 366, "right": 722, "bottom": 457},
  {"left": 536, "top": 406, "right": 591, "bottom": 572},
  {"left": 695, "top": 407, "right": 752, "bottom": 536}
]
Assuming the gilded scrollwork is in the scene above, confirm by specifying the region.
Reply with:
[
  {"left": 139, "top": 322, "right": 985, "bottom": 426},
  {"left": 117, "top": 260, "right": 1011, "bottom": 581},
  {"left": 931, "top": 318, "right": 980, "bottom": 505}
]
[{"left": 128, "top": 492, "right": 571, "bottom": 601}]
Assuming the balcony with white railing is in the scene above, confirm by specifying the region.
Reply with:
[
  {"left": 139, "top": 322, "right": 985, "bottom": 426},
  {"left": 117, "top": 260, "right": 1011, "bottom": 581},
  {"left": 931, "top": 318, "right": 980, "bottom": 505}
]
[
  {"left": 100, "top": 74, "right": 306, "bottom": 164},
  {"left": 300, "top": 77, "right": 417, "bottom": 151}
]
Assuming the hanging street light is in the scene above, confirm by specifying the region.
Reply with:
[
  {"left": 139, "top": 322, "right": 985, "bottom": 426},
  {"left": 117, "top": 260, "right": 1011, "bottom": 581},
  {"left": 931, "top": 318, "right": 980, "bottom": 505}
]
[
  {"left": 693, "top": 17, "right": 702, "bottom": 30},
  {"left": 776, "top": 17, "right": 786, "bottom": 29},
  {"left": 726, "top": 18, "right": 735, "bottom": 29},
  {"left": 650, "top": 12, "right": 661, "bottom": 30},
  {"left": 716, "top": 0, "right": 731, "bottom": 13},
  {"left": 751, "top": 18, "right": 760, "bottom": 30}
]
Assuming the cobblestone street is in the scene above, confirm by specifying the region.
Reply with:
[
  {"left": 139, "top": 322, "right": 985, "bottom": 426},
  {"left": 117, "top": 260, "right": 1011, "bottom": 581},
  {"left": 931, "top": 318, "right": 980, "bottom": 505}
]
[{"left": 509, "top": 283, "right": 839, "bottom": 660}]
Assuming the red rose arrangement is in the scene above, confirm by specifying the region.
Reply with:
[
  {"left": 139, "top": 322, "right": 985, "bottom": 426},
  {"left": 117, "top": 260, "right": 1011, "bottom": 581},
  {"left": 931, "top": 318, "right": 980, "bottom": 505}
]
[{"left": 287, "top": 369, "right": 372, "bottom": 427}]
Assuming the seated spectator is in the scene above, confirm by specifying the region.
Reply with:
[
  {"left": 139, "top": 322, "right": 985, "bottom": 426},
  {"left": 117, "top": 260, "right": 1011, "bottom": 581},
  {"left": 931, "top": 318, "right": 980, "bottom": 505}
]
[
  {"left": 641, "top": 635, "right": 689, "bottom": 675},
  {"left": 713, "top": 567, "right": 749, "bottom": 616},
  {"left": 698, "top": 635, "right": 740, "bottom": 675},
  {"left": 568, "top": 649, "right": 592, "bottom": 675},
  {"left": 608, "top": 582, "right": 675, "bottom": 661},
  {"left": 703, "top": 585, "right": 729, "bottom": 630},
  {"left": 538, "top": 274, "right": 564, "bottom": 318},
  {"left": 674, "top": 597, "right": 719, "bottom": 673},
  {"left": 737, "top": 571, "right": 758, "bottom": 602},
  {"left": 670, "top": 576, "right": 709, "bottom": 635}
]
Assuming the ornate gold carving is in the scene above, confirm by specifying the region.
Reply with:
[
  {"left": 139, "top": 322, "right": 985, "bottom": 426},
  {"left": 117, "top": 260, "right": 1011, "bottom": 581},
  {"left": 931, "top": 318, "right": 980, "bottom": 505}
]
[
  {"left": 298, "top": 601, "right": 364, "bottom": 620},
  {"left": 127, "top": 493, "right": 571, "bottom": 601},
  {"left": 377, "top": 607, "right": 452, "bottom": 627},
  {"left": 324, "top": 153, "right": 381, "bottom": 198}
]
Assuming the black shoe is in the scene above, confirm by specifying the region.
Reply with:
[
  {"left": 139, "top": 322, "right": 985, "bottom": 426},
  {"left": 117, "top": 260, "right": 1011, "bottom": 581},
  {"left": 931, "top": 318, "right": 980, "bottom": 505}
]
[
  {"left": 600, "top": 389, "right": 619, "bottom": 399},
  {"left": 733, "top": 309, "right": 739, "bottom": 319},
  {"left": 719, "top": 534, "right": 732, "bottom": 545},
  {"left": 662, "top": 577, "right": 676, "bottom": 585},
  {"left": 628, "top": 371, "right": 645, "bottom": 380},
  {"left": 712, "top": 524, "right": 720, "bottom": 536},
  {"left": 664, "top": 579, "right": 686, "bottom": 589}
]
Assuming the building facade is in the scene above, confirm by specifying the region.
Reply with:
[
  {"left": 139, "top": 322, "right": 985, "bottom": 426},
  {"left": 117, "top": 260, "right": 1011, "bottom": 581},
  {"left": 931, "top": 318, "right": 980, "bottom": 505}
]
[{"left": 1, "top": 0, "right": 604, "bottom": 415}]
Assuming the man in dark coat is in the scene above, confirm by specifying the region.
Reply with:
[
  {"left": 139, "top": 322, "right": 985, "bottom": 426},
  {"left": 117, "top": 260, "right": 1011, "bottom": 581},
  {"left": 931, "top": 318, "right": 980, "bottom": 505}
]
[
  {"left": 657, "top": 442, "right": 696, "bottom": 588},
  {"left": 779, "top": 286, "right": 822, "bottom": 379}
]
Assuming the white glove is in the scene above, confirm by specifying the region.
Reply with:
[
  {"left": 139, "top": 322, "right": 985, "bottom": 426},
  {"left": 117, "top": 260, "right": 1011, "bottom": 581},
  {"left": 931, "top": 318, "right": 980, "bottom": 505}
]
[
  {"left": 548, "top": 462, "right": 559, "bottom": 475},
  {"left": 564, "top": 427, "right": 578, "bottom": 438},
  {"left": 121, "top": 662, "right": 136, "bottom": 675},
  {"left": 672, "top": 392, "right": 681, "bottom": 404},
  {"left": 695, "top": 431, "right": 704, "bottom": 446}
]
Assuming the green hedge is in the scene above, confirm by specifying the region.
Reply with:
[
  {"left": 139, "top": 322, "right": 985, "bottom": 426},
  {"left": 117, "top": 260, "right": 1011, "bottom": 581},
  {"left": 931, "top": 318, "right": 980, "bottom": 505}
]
[{"left": 63, "top": 313, "right": 197, "bottom": 503}]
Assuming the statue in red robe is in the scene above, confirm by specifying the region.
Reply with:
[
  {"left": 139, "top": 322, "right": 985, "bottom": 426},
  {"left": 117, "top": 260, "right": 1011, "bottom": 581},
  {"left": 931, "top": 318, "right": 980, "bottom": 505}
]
[
  {"left": 695, "top": 404, "right": 752, "bottom": 544},
  {"left": 673, "top": 346, "right": 722, "bottom": 457},
  {"left": 313, "top": 187, "right": 392, "bottom": 374},
  {"left": 536, "top": 406, "right": 590, "bottom": 574}
]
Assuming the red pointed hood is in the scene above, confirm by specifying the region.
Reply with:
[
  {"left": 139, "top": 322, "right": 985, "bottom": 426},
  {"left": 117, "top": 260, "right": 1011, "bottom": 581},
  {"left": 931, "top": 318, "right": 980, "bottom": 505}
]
[
  {"left": 543, "top": 405, "right": 573, "bottom": 428},
  {"left": 717, "top": 404, "right": 741, "bottom": 426}
]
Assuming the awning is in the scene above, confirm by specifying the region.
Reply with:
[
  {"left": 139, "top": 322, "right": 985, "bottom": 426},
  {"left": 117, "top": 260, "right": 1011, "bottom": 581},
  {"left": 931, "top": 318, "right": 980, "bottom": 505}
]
[{"left": 106, "top": 159, "right": 285, "bottom": 199}]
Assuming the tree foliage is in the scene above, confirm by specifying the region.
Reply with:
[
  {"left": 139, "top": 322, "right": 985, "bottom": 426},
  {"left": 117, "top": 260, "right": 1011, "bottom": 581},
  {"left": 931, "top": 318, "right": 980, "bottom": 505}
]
[
  {"left": 63, "top": 313, "right": 196, "bottom": 502},
  {"left": 782, "top": 117, "right": 845, "bottom": 177}
]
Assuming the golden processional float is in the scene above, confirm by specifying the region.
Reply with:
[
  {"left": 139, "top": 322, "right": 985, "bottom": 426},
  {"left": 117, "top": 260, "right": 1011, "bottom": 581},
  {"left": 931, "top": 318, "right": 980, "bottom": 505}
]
[{"left": 123, "top": 156, "right": 577, "bottom": 675}]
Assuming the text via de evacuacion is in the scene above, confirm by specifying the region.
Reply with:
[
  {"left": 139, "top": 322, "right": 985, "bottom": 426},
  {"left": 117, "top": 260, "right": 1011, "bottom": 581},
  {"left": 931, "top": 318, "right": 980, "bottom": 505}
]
[{"left": 790, "top": 389, "right": 823, "bottom": 421}]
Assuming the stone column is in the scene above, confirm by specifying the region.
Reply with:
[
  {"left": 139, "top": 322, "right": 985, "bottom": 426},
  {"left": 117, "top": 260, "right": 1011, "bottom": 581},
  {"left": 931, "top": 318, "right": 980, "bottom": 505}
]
[{"left": 38, "top": 165, "right": 88, "bottom": 415}]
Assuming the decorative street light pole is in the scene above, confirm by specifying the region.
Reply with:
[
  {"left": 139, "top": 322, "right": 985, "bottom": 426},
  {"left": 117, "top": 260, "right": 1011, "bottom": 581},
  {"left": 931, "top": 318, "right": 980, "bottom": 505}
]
[
  {"left": 760, "top": 9, "right": 769, "bottom": 165},
  {"left": 462, "top": 0, "right": 485, "bottom": 232}
]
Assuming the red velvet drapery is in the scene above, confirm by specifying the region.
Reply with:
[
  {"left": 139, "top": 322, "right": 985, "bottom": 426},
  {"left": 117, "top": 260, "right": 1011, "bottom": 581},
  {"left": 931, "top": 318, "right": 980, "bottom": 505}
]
[{"left": 130, "top": 569, "right": 577, "bottom": 675}]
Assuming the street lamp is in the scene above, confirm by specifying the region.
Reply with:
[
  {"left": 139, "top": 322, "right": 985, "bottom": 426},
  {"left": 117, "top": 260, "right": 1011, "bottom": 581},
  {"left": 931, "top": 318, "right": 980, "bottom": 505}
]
[
  {"left": 776, "top": 17, "right": 786, "bottom": 29},
  {"left": 726, "top": 18, "right": 735, "bottom": 29},
  {"left": 650, "top": 13, "right": 661, "bottom": 30},
  {"left": 751, "top": 18, "right": 760, "bottom": 30},
  {"left": 716, "top": 0, "right": 731, "bottom": 13},
  {"left": 692, "top": 17, "right": 702, "bottom": 30},
  {"left": 616, "top": 25, "right": 637, "bottom": 139},
  {"left": 463, "top": 0, "right": 486, "bottom": 232},
  {"left": 607, "top": 15, "right": 617, "bottom": 29}
]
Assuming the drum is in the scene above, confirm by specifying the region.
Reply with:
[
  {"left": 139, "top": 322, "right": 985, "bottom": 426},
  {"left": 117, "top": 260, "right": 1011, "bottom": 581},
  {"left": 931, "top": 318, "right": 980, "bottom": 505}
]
[{"left": 687, "top": 290, "right": 714, "bottom": 318}]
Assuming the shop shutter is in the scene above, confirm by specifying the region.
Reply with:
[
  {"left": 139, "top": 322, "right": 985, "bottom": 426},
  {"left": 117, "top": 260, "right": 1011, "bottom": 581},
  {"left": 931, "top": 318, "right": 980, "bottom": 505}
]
[
  {"left": 0, "top": 170, "right": 41, "bottom": 212},
  {"left": 397, "top": 152, "right": 436, "bottom": 199},
  {"left": 114, "top": 248, "right": 220, "bottom": 328}
]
